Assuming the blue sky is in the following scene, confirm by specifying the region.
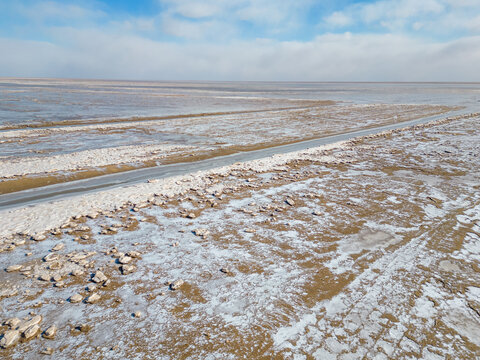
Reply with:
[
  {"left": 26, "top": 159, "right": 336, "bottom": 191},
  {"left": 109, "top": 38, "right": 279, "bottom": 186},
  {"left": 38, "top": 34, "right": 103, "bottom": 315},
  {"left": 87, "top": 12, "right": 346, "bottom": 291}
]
[{"left": 1, "top": 0, "right": 480, "bottom": 81}]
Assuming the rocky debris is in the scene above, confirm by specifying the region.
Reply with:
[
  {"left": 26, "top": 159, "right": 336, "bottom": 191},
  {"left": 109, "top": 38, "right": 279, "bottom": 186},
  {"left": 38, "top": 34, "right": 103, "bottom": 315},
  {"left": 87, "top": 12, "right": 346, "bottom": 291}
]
[
  {"left": 69, "top": 293, "right": 83, "bottom": 303},
  {"left": 170, "top": 279, "right": 184, "bottom": 290},
  {"left": 76, "top": 324, "right": 91, "bottom": 333},
  {"left": 118, "top": 255, "right": 133, "bottom": 264},
  {"left": 43, "top": 325, "right": 57, "bottom": 339},
  {"left": 5, "top": 264, "right": 22, "bottom": 273},
  {"left": 120, "top": 264, "right": 136, "bottom": 275},
  {"left": 68, "top": 251, "right": 96, "bottom": 264},
  {"left": 0, "top": 330, "right": 20, "bottom": 349},
  {"left": 193, "top": 228, "right": 210, "bottom": 238},
  {"left": 13, "top": 238, "right": 26, "bottom": 246},
  {"left": 51, "top": 243, "right": 64, "bottom": 251},
  {"left": 92, "top": 271, "right": 107, "bottom": 284},
  {"left": 71, "top": 269, "right": 84, "bottom": 277},
  {"left": 43, "top": 253, "right": 60, "bottom": 262},
  {"left": 85, "top": 293, "right": 101, "bottom": 304},
  {"left": 126, "top": 251, "right": 141, "bottom": 258},
  {"left": 0, "top": 287, "right": 18, "bottom": 299},
  {"left": 22, "top": 324, "right": 40, "bottom": 340},
  {"left": 38, "top": 273, "right": 51, "bottom": 282},
  {"left": 86, "top": 284, "right": 97, "bottom": 292},
  {"left": 54, "top": 281, "right": 65, "bottom": 288},
  {"left": 285, "top": 198, "right": 295, "bottom": 206},
  {"left": 4, "top": 318, "right": 21, "bottom": 329},
  {"left": 51, "top": 228, "right": 62, "bottom": 235},
  {"left": 32, "top": 234, "right": 47, "bottom": 241},
  {"left": 40, "top": 347, "right": 54, "bottom": 355},
  {"left": 17, "top": 315, "right": 43, "bottom": 333},
  {"left": 6, "top": 244, "right": 16, "bottom": 251}
]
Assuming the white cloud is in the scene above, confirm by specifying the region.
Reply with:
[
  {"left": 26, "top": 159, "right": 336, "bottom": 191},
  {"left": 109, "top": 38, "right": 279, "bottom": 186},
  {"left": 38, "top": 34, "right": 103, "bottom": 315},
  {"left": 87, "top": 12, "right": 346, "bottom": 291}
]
[
  {"left": 324, "top": 11, "right": 353, "bottom": 27},
  {"left": 322, "top": 0, "right": 480, "bottom": 35},
  {"left": 1, "top": 29, "right": 480, "bottom": 82}
]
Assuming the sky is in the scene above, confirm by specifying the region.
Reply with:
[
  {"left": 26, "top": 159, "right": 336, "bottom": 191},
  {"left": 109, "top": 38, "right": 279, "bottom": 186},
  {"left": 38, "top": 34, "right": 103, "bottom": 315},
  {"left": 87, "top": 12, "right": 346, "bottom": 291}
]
[{"left": 1, "top": 0, "right": 480, "bottom": 81}]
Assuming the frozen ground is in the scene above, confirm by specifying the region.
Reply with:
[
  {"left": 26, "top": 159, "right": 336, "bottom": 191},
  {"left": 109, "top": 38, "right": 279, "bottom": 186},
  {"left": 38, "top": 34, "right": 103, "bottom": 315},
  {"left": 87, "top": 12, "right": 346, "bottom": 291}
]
[
  {"left": 0, "top": 112, "right": 479, "bottom": 358},
  {"left": 0, "top": 103, "right": 451, "bottom": 191}
]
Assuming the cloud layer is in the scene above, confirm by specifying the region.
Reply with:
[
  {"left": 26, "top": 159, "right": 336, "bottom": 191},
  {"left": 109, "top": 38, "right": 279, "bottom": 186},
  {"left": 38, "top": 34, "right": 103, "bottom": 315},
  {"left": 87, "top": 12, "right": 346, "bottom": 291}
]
[{"left": 1, "top": 0, "right": 480, "bottom": 81}]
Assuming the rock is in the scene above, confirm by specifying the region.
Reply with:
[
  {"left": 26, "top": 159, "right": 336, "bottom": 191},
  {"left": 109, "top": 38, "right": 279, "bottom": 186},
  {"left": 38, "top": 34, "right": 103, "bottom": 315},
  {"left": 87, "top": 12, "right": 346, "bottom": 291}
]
[
  {"left": 186, "top": 213, "right": 196, "bottom": 219},
  {"left": 86, "top": 284, "right": 97, "bottom": 292},
  {"left": 51, "top": 228, "right": 62, "bottom": 235},
  {"left": 120, "top": 264, "right": 136, "bottom": 275},
  {"left": 71, "top": 269, "right": 84, "bottom": 277},
  {"left": 193, "top": 228, "right": 210, "bottom": 238},
  {"left": 17, "top": 315, "right": 42, "bottom": 333},
  {"left": 285, "top": 198, "right": 295, "bottom": 206},
  {"left": 43, "top": 253, "right": 60, "bottom": 262},
  {"left": 51, "top": 243, "right": 65, "bottom": 251},
  {"left": 0, "top": 288, "right": 18, "bottom": 298},
  {"left": 169, "top": 279, "right": 184, "bottom": 290},
  {"left": 0, "top": 330, "right": 20, "bottom": 349},
  {"left": 40, "top": 347, "right": 54, "bottom": 355},
  {"left": 48, "top": 262, "right": 62, "bottom": 270},
  {"left": 32, "top": 234, "right": 47, "bottom": 241},
  {"left": 42, "top": 325, "right": 57, "bottom": 339},
  {"left": 312, "top": 210, "right": 322, "bottom": 216},
  {"left": 4, "top": 318, "right": 21, "bottom": 329},
  {"left": 69, "top": 293, "right": 83, "bottom": 303},
  {"left": 126, "top": 251, "right": 141, "bottom": 258},
  {"left": 85, "top": 293, "right": 101, "bottom": 304},
  {"left": 133, "top": 311, "right": 142, "bottom": 318},
  {"left": 54, "top": 281, "right": 65, "bottom": 288},
  {"left": 14, "top": 238, "right": 26, "bottom": 246},
  {"left": 52, "top": 274, "right": 63, "bottom": 282},
  {"left": 22, "top": 324, "right": 40, "bottom": 340},
  {"left": 118, "top": 256, "right": 133, "bottom": 264},
  {"left": 76, "top": 323, "right": 91, "bottom": 333},
  {"left": 244, "top": 228, "right": 256, "bottom": 233},
  {"left": 220, "top": 268, "right": 232, "bottom": 274},
  {"left": 38, "top": 273, "right": 51, "bottom": 282},
  {"left": 92, "top": 271, "right": 107, "bottom": 284},
  {"left": 6, "top": 264, "right": 22, "bottom": 272}
]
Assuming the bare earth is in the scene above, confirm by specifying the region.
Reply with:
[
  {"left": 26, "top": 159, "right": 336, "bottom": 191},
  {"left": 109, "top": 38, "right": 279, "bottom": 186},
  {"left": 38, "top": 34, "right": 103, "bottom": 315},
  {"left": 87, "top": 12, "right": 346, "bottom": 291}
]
[{"left": 0, "top": 112, "right": 479, "bottom": 359}]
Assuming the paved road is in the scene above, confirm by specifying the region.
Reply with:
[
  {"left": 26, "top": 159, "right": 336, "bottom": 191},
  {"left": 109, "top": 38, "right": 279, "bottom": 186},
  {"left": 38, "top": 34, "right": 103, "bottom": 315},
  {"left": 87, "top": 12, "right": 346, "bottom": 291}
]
[{"left": 0, "top": 108, "right": 469, "bottom": 211}]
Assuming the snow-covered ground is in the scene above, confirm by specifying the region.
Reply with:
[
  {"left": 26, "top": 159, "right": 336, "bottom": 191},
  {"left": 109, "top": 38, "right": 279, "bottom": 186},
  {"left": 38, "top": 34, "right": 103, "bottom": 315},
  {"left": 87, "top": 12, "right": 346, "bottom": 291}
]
[{"left": 0, "top": 112, "right": 479, "bottom": 359}]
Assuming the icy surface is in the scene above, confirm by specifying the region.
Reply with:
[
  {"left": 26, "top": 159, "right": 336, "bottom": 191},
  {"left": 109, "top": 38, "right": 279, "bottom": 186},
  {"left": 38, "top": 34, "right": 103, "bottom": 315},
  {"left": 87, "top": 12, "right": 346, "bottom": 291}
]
[{"left": 0, "top": 113, "right": 480, "bottom": 358}]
